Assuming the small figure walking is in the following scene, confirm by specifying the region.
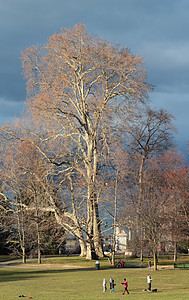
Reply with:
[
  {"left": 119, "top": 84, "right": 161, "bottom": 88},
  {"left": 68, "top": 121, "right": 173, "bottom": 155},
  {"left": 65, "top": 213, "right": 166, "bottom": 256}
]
[
  {"left": 102, "top": 278, "right": 107, "bottom": 292},
  {"left": 147, "top": 274, "right": 152, "bottom": 291},
  {"left": 121, "top": 278, "right": 129, "bottom": 295},
  {"left": 148, "top": 260, "right": 151, "bottom": 269}
]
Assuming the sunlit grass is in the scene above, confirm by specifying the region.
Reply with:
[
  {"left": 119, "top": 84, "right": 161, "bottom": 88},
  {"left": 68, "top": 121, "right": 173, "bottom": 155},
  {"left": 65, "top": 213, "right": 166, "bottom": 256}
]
[
  {"left": 1, "top": 253, "right": 189, "bottom": 271},
  {"left": 0, "top": 267, "right": 188, "bottom": 299},
  {"left": 10, "top": 253, "right": 189, "bottom": 268}
]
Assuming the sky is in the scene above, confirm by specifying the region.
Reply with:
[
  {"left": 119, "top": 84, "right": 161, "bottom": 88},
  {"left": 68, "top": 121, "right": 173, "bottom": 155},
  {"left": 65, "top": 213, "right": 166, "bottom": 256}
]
[{"left": 0, "top": 0, "right": 188, "bottom": 155}]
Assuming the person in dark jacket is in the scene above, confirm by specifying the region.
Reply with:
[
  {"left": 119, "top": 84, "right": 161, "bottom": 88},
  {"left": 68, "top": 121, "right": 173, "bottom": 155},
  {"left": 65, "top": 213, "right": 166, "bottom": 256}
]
[
  {"left": 109, "top": 277, "right": 112, "bottom": 290},
  {"left": 109, "top": 277, "right": 116, "bottom": 292},
  {"left": 111, "top": 279, "right": 116, "bottom": 292}
]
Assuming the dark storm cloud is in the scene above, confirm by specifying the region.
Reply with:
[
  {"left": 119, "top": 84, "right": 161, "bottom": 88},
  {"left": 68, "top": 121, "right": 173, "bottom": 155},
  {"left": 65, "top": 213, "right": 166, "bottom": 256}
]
[{"left": 0, "top": 0, "right": 188, "bottom": 153}]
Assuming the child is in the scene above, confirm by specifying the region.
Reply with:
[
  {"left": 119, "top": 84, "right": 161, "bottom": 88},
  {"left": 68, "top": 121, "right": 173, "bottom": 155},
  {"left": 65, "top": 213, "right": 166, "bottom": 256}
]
[
  {"left": 121, "top": 278, "right": 129, "bottom": 294},
  {"left": 102, "top": 278, "right": 107, "bottom": 292}
]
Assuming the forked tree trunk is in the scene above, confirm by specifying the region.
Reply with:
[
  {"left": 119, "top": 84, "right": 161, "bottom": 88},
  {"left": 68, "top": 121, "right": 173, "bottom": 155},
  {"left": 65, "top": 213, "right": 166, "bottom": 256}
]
[
  {"left": 69, "top": 177, "right": 87, "bottom": 257},
  {"left": 73, "top": 226, "right": 87, "bottom": 257},
  {"left": 85, "top": 134, "right": 104, "bottom": 258},
  {"left": 86, "top": 155, "right": 103, "bottom": 259},
  {"left": 86, "top": 242, "right": 95, "bottom": 260},
  {"left": 78, "top": 239, "right": 87, "bottom": 257},
  {"left": 73, "top": 224, "right": 87, "bottom": 257}
]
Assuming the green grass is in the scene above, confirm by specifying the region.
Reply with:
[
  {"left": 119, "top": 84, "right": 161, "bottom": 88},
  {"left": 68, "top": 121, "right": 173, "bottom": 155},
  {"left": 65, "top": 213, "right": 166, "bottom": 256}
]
[
  {"left": 4, "top": 253, "right": 189, "bottom": 268},
  {"left": 0, "top": 267, "right": 189, "bottom": 299},
  {"left": 19, "top": 255, "right": 113, "bottom": 268},
  {"left": 0, "top": 255, "right": 19, "bottom": 262},
  {"left": 113, "top": 254, "right": 189, "bottom": 267}
]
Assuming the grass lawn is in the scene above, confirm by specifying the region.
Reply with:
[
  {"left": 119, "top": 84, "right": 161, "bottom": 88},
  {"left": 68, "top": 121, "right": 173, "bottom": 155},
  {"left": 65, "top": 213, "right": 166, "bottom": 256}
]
[
  {"left": 0, "top": 266, "right": 188, "bottom": 299},
  {"left": 0, "top": 255, "right": 19, "bottom": 262},
  {"left": 6, "top": 253, "right": 189, "bottom": 268}
]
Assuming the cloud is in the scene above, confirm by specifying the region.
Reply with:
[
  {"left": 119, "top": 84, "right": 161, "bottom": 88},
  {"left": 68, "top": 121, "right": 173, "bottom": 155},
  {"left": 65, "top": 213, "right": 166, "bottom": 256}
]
[
  {"left": 0, "top": 0, "right": 188, "bottom": 154},
  {"left": 0, "top": 97, "right": 24, "bottom": 124},
  {"left": 151, "top": 91, "right": 189, "bottom": 152},
  {"left": 138, "top": 42, "right": 189, "bottom": 93}
]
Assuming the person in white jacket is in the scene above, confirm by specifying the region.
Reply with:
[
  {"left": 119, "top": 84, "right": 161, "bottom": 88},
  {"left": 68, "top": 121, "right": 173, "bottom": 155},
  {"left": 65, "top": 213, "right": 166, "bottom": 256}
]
[
  {"left": 103, "top": 278, "right": 107, "bottom": 292},
  {"left": 147, "top": 274, "right": 152, "bottom": 291}
]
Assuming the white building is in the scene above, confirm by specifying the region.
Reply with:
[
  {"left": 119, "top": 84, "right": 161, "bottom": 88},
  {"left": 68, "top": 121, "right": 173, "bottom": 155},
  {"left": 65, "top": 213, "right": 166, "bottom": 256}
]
[{"left": 115, "top": 227, "right": 127, "bottom": 252}]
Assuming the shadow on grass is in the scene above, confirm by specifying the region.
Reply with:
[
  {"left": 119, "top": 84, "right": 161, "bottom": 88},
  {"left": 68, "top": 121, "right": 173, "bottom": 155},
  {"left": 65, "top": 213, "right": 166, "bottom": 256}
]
[{"left": 0, "top": 267, "right": 105, "bottom": 283}]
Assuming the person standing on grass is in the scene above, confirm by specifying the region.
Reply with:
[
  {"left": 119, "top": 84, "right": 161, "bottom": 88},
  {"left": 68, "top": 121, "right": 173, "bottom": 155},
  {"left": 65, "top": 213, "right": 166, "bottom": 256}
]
[
  {"left": 147, "top": 274, "right": 152, "bottom": 291},
  {"left": 102, "top": 278, "right": 107, "bottom": 292},
  {"left": 109, "top": 277, "right": 112, "bottom": 291},
  {"left": 148, "top": 260, "right": 151, "bottom": 269},
  {"left": 111, "top": 278, "right": 116, "bottom": 292},
  {"left": 121, "top": 278, "right": 129, "bottom": 295}
]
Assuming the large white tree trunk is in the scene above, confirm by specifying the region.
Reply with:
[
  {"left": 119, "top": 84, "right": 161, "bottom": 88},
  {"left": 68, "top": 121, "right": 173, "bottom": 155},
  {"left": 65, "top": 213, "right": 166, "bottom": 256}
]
[{"left": 79, "top": 240, "right": 87, "bottom": 257}]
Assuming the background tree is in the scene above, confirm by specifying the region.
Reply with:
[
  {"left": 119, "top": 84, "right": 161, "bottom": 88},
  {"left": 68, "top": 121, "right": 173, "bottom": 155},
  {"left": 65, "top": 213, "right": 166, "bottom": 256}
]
[
  {"left": 0, "top": 133, "right": 65, "bottom": 262},
  {"left": 125, "top": 108, "right": 175, "bottom": 260},
  {"left": 119, "top": 149, "right": 188, "bottom": 270},
  {"left": 138, "top": 158, "right": 165, "bottom": 270},
  {"left": 160, "top": 150, "right": 189, "bottom": 261}
]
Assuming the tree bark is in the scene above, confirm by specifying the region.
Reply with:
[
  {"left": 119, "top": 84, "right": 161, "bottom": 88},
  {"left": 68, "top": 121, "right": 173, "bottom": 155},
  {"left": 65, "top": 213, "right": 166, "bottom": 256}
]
[
  {"left": 79, "top": 240, "right": 87, "bottom": 257},
  {"left": 22, "top": 246, "right": 26, "bottom": 264},
  {"left": 37, "top": 223, "right": 41, "bottom": 264},
  {"left": 138, "top": 155, "right": 145, "bottom": 260},
  {"left": 93, "top": 199, "right": 104, "bottom": 258},
  {"left": 173, "top": 242, "right": 177, "bottom": 262},
  {"left": 153, "top": 243, "right": 158, "bottom": 271}
]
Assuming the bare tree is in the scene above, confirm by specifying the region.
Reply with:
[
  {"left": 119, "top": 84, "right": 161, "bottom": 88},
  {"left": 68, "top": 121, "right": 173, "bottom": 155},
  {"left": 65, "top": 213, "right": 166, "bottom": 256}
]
[
  {"left": 0, "top": 135, "right": 65, "bottom": 262},
  {"left": 124, "top": 108, "right": 175, "bottom": 260},
  {"left": 20, "top": 24, "right": 151, "bottom": 259},
  {"left": 160, "top": 150, "right": 189, "bottom": 261}
]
